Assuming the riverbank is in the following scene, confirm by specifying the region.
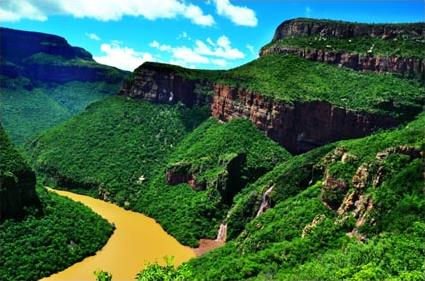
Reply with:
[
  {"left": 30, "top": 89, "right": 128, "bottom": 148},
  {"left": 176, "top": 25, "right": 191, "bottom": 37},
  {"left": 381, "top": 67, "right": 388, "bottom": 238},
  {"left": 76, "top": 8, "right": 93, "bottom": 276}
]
[{"left": 41, "top": 188, "right": 194, "bottom": 281}]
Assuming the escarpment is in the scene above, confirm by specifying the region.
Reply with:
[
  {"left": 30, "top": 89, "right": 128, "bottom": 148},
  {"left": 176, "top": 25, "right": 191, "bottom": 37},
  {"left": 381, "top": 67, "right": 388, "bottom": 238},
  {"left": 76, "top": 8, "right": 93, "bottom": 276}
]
[
  {"left": 260, "top": 45, "right": 425, "bottom": 80},
  {"left": 0, "top": 124, "right": 38, "bottom": 221},
  {"left": 262, "top": 18, "right": 425, "bottom": 79},
  {"left": 120, "top": 18, "right": 423, "bottom": 154},
  {"left": 119, "top": 62, "right": 213, "bottom": 107},
  {"left": 211, "top": 85, "right": 398, "bottom": 154},
  {"left": 272, "top": 18, "right": 425, "bottom": 40}
]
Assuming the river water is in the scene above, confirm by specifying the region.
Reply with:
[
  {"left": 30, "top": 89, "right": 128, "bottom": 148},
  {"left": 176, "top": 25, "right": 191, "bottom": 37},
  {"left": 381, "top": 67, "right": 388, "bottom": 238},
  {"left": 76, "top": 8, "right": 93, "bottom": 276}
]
[{"left": 41, "top": 188, "right": 195, "bottom": 281}]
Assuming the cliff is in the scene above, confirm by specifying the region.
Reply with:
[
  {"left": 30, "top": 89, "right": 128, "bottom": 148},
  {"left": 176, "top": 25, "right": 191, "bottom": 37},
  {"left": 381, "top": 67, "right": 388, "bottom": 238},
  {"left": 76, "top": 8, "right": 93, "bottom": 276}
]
[
  {"left": 260, "top": 45, "right": 424, "bottom": 80},
  {"left": 0, "top": 27, "right": 127, "bottom": 83},
  {"left": 262, "top": 18, "right": 425, "bottom": 79},
  {"left": 0, "top": 124, "right": 38, "bottom": 221},
  {"left": 119, "top": 62, "right": 213, "bottom": 106},
  {"left": 211, "top": 85, "right": 398, "bottom": 154},
  {"left": 272, "top": 18, "right": 425, "bottom": 41}
]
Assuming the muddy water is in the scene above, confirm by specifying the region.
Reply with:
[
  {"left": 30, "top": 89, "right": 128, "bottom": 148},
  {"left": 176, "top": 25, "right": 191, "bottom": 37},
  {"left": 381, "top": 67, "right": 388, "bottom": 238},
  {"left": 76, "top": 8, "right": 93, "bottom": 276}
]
[{"left": 41, "top": 188, "right": 195, "bottom": 281}]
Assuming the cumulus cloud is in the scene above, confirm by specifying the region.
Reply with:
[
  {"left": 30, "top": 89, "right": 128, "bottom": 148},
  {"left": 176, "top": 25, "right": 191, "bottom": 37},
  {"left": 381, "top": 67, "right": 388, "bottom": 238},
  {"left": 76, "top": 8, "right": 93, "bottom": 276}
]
[
  {"left": 213, "top": 0, "right": 257, "bottom": 27},
  {"left": 150, "top": 35, "right": 244, "bottom": 68},
  {"left": 195, "top": 35, "right": 244, "bottom": 60},
  {"left": 0, "top": 0, "right": 215, "bottom": 26},
  {"left": 94, "top": 42, "right": 154, "bottom": 71},
  {"left": 85, "top": 32, "right": 101, "bottom": 41}
]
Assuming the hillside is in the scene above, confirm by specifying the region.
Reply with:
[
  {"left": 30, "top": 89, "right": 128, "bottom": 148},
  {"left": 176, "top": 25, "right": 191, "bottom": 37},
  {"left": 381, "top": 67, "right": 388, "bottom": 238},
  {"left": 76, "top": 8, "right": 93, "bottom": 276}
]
[
  {"left": 0, "top": 125, "right": 113, "bottom": 281},
  {"left": 0, "top": 28, "right": 128, "bottom": 145},
  {"left": 186, "top": 113, "right": 425, "bottom": 280},
  {"left": 27, "top": 96, "right": 290, "bottom": 246},
  {"left": 0, "top": 123, "right": 38, "bottom": 220}
]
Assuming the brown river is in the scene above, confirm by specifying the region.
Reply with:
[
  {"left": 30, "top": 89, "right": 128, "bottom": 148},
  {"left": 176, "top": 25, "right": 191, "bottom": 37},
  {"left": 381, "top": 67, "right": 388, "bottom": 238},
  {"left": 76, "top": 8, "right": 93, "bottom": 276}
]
[{"left": 41, "top": 188, "right": 195, "bottom": 281}]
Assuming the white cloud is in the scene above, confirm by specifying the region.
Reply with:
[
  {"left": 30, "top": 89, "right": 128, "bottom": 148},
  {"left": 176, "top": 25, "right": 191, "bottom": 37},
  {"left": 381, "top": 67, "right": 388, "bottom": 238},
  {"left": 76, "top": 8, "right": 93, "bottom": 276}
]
[
  {"left": 94, "top": 42, "right": 154, "bottom": 71},
  {"left": 177, "top": 31, "right": 191, "bottom": 40},
  {"left": 211, "top": 58, "right": 227, "bottom": 67},
  {"left": 195, "top": 35, "right": 244, "bottom": 60},
  {"left": 150, "top": 35, "right": 244, "bottom": 68},
  {"left": 85, "top": 32, "right": 101, "bottom": 41},
  {"left": 0, "top": 0, "right": 215, "bottom": 26},
  {"left": 213, "top": 0, "right": 257, "bottom": 27}
]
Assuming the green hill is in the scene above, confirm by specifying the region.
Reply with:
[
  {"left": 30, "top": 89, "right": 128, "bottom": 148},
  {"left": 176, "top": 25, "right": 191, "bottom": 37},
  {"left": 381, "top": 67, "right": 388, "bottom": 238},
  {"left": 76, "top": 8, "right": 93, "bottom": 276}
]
[
  {"left": 185, "top": 114, "right": 425, "bottom": 280},
  {"left": 0, "top": 124, "right": 113, "bottom": 281},
  {"left": 0, "top": 28, "right": 128, "bottom": 145},
  {"left": 28, "top": 96, "right": 290, "bottom": 246}
]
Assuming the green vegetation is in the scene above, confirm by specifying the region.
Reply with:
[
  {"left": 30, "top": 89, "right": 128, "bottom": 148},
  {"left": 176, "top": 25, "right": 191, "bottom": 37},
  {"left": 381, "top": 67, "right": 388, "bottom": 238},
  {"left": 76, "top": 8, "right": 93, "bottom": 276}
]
[
  {"left": 142, "top": 54, "right": 424, "bottom": 120},
  {"left": 0, "top": 186, "right": 113, "bottom": 281},
  {"left": 28, "top": 96, "right": 210, "bottom": 201},
  {"left": 0, "top": 122, "right": 28, "bottom": 174},
  {"left": 94, "top": 270, "right": 113, "bottom": 281},
  {"left": 264, "top": 35, "right": 425, "bottom": 58},
  {"left": 136, "top": 257, "right": 193, "bottom": 281},
  {"left": 134, "top": 118, "right": 289, "bottom": 246},
  {"left": 28, "top": 97, "right": 289, "bottom": 246},
  {"left": 184, "top": 114, "right": 425, "bottom": 280},
  {"left": 0, "top": 76, "right": 122, "bottom": 145}
]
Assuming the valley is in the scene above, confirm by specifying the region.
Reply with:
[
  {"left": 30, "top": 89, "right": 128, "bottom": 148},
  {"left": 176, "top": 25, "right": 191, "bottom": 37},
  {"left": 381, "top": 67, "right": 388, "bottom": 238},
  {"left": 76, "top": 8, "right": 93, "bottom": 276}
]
[{"left": 1, "top": 13, "right": 424, "bottom": 281}]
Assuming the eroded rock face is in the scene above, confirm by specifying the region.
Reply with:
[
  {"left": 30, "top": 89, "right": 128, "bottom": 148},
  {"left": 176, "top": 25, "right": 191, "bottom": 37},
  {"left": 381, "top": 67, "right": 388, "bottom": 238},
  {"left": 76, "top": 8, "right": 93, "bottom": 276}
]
[
  {"left": 260, "top": 45, "right": 425, "bottom": 80},
  {"left": 211, "top": 84, "right": 398, "bottom": 154},
  {"left": 272, "top": 18, "right": 425, "bottom": 41},
  {"left": 119, "top": 65, "right": 212, "bottom": 107}
]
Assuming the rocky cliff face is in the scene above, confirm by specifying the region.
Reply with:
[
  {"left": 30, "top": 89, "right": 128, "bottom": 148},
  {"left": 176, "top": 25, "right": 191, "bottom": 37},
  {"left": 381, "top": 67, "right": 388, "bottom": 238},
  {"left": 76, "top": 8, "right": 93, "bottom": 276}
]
[
  {"left": 260, "top": 45, "right": 425, "bottom": 80},
  {"left": 119, "top": 63, "right": 212, "bottom": 106},
  {"left": 272, "top": 18, "right": 425, "bottom": 41},
  {"left": 211, "top": 85, "right": 398, "bottom": 154}
]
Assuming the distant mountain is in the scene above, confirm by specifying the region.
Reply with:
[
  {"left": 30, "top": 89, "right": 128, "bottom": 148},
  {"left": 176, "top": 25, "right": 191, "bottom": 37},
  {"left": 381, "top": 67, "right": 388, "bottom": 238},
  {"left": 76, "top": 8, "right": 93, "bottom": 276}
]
[{"left": 0, "top": 28, "right": 129, "bottom": 145}]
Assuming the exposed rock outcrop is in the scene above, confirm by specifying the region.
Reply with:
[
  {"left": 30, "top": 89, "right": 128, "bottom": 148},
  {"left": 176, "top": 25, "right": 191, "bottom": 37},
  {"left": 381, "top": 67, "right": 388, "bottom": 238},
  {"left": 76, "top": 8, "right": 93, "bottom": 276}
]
[
  {"left": 260, "top": 45, "right": 425, "bottom": 80},
  {"left": 255, "top": 185, "right": 274, "bottom": 217},
  {"left": 211, "top": 84, "right": 398, "bottom": 154},
  {"left": 272, "top": 18, "right": 425, "bottom": 41},
  {"left": 119, "top": 62, "right": 212, "bottom": 107}
]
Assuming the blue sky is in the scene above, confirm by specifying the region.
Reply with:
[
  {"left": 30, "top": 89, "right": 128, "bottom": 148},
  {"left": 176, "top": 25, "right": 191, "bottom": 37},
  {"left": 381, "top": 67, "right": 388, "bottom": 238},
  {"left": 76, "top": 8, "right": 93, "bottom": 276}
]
[{"left": 1, "top": 0, "right": 424, "bottom": 71}]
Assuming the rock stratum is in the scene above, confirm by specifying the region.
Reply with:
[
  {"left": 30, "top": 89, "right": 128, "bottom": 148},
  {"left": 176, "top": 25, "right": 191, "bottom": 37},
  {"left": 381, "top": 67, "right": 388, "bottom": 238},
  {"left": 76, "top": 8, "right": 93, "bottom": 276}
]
[{"left": 261, "top": 18, "right": 425, "bottom": 80}]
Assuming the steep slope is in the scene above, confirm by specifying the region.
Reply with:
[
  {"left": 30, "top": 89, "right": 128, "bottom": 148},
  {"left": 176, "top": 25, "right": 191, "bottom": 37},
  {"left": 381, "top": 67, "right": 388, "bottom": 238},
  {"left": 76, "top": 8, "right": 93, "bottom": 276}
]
[
  {"left": 0, "top": 122, "right": 38, "bottom": 220},
  {"left": 186, "top": 113, "right": 425, "bottom": 281},
  {"left": 122, "top": 53, "right": 423, "bottom": 153},
  {"left": 261, "top": 18, "right": 425, "bottom": 80},
  {"left": 0, "top": 28, "right": 128, "bottom": 145},
  {"left": 28, "top": 96, "right": 290, "bottom": 246}
]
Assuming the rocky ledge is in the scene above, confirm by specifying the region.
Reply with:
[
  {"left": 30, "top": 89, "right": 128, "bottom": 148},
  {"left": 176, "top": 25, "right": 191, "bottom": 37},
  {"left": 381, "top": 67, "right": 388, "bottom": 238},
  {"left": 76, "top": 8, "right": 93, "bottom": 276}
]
[
  {"left": 119, "top": 63, "right": 212, "bottom": 107},
  {"left": 260, "top": 45, "right": 424, "bottom": 80},
  {"left": 272, "top": 18, "right": 425, "bottom": 41},
  {"left": 211, "top": 84, "right": 398, "bottom": 154}
]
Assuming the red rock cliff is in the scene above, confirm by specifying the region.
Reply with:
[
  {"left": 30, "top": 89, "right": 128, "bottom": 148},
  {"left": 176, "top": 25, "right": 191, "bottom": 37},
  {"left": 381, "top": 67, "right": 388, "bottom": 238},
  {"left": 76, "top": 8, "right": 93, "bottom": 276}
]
[
  {"left": 211, "top": 84, "right": 398, "bottom": 154},
  {"left": 272, "top": 18, "right": 425, "bottom": 41},
  {"left": 119, "top": 64, "right": 212, "bottom": 107}
]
